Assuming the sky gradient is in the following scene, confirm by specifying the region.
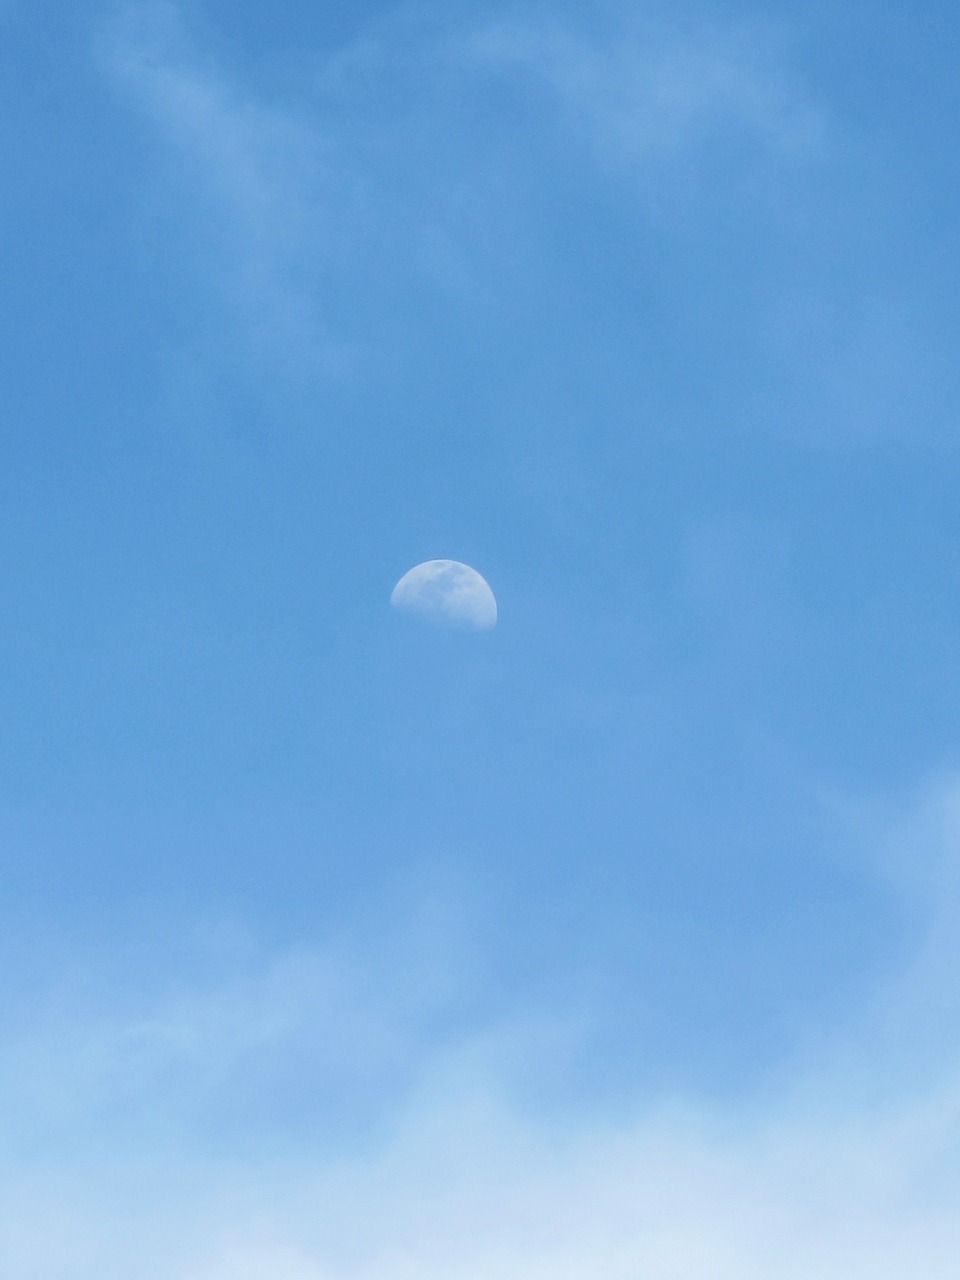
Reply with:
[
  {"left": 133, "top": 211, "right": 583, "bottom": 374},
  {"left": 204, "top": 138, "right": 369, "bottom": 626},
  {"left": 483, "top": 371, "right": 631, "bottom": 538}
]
[{"left": 3, "top": 0, "right": 960, "bottom": 1274}]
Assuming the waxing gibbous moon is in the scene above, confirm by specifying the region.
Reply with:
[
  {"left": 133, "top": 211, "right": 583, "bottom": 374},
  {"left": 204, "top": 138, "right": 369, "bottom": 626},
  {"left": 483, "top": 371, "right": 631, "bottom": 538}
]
[{"left": 390, "top": 559, "right": 497, "bottom": 630}]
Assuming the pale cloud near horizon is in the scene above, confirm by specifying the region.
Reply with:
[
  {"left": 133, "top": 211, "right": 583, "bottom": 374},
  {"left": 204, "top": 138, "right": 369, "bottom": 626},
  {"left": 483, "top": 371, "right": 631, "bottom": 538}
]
[
  {"left": 2, "top": 774, "right": 960, "bottom": 1278},
  {"left": 4, "top": 1037, "right": 960, "bottom": 1279}
]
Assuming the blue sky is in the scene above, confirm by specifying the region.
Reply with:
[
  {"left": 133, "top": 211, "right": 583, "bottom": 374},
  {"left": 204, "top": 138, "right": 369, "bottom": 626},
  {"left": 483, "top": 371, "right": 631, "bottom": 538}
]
[{"left": 3, "top": 0, "right": 960, "bottom": 1274}]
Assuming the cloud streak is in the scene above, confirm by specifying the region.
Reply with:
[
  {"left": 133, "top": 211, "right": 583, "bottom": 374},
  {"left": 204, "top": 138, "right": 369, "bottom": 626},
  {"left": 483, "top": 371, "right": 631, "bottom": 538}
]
[
  {"left": 100, "top": 0, "right": 943, "bottom": 456},
  {"left": 100, "top": 3, "right": 827, "bottom": 393},
  {"left": 470, "top": 14, "right": 823, "bottom": 160}
]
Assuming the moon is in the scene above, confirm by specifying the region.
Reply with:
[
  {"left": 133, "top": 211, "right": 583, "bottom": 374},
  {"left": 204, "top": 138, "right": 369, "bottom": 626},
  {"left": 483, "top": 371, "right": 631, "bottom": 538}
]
[{"left": 390, "top": 559, "right": 497, "bottom": 630}]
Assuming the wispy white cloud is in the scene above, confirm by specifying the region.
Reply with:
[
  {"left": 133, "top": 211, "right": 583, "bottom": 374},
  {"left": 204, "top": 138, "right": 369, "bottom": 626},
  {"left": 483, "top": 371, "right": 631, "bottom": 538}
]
[
  {"left": 99, "top": 3, "right": 827, "bottom": 383},
  {"left": 100, "top": 1, "right": 939, "bottom": 451},
  {"left": 470, "top": 15, "right": 823, "bottom": 161},
  {"left": 103, "top": 3, "right": 341, "bottom": 380}
]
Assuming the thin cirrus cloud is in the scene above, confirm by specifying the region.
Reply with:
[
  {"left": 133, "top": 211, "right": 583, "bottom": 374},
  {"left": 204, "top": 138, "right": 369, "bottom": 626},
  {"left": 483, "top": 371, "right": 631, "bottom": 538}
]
[
  {"left": 103, "top": 10, "right": 332, "bottom": 377},
  {"left": 99, "top": 2, "right": 941, "bottom": 452},
  {"left": 469, "top": 16, "right": 824, "bottom": 158},
  {"left": 101, "top": 6, "right": 822, "bottom": 365}
]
